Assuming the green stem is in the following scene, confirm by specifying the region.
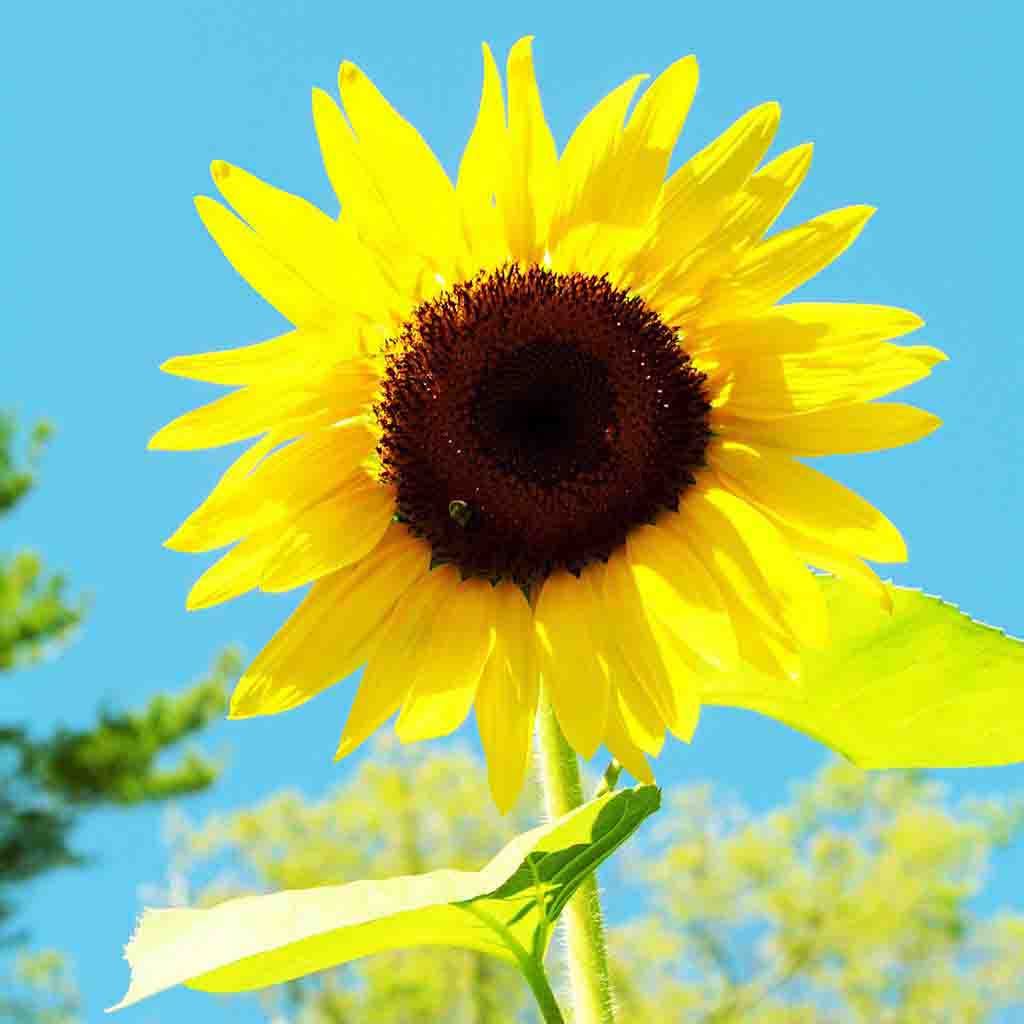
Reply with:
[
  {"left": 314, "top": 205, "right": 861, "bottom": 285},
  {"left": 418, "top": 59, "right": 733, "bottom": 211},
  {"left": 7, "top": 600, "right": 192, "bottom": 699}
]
[
  {"left": 593, "top": 759, "right": 622, "bottom": 799},
  {"left": 536, "top": 686, "right": 617, "bottom": 1024},
  {"left": 459, "top": 904, "right": 565, "bottom": 1024}
]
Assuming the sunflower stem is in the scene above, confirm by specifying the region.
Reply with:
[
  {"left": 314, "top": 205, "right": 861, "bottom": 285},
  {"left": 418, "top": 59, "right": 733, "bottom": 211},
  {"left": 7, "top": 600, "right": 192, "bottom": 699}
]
[
  {"left": 460, "top": 904, "right": 565, "bottom": 1023},
  {"left": 536, "top": 687, "right": 617, "bottom": 1024}
]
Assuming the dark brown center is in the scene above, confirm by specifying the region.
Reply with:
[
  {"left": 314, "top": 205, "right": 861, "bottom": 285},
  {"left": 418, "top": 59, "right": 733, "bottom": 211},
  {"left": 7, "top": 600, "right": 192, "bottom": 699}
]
[{"left": 375, "top": 265, "right": 711, "bottom": 586}]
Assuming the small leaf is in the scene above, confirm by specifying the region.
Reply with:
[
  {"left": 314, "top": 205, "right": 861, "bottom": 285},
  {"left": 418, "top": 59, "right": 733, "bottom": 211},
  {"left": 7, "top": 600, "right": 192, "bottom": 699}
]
[
  {"left": 109, "top": 784, "right": 659, "bottom": 1011},
  {"left": 702, "top": 579, "right": 1024, "bottom": 767}
]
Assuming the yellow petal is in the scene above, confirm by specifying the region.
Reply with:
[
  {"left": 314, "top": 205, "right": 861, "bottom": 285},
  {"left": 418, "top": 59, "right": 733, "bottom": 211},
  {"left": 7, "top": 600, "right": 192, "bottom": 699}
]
[
  {"left": 625, "top": 523, "right": 740, "bottom": 670},
  {"left": 553, "top": 58, "right": 701, "bottom": 246},
  {"left": 534, "top": 568, "right": 609, "bottom": 759},
  {"left": 676, "top": 482, "right": 829, "bottom": 650},
  {"left": 610, "top": 55, "right": 700, "bottom": 229},
  {"left": 711, "top": 441, "right": 907, "bottom": 563},
  {"left": 164, "top": 430, "right": 280, "bottom": 547},
  {"left": 396, "top": 578, "right": 496, "bottom": 743},
  {"left": 773, "top": 520, "right": 893, "bottom": 612},
  {"left": 628, "top": 102, "right": 780, "bottom": 286},
  {"left": 335, "top": 567, "right": 459, "bottom": 759},
  {"left": 259, "top": 473, "right": 396, "bottom": 592},
  {"left": 724, "top": 596, "right": 803, "bottom": 682},
  {"left": 690, "top": 302, "right": 925, "bottom": 362},
  {"left": 597, "top": 552, "right": 690, "bottom": 739},
  {"left": 149, "top": 361, "right": 378, "bottom": 451},
  {"left": 230, "top": 525, "right": 431, "bottom": 717},
  {"left": 723, "top": 142, "right": 814, "bottom": 242},
  {"left": 186, "top": 532, "right": 277, "bottom": 610},
  {"left": 310, "top": 88, "right": 423, "bottom": 301},
  {"left": 160, "top": 331, "right": 316, "bottom": 386},
  {"left": 456, "top": 43, "right": 508, "bottom": 271},
  {"left": 150, "top": 390, "right": 288, "bottom": 453},
  {"left": 698, "top": 205, "right": 875, "bottom": 321},
  {"left": 167, "top": 418, "right": 378, "bottom": 553},
  {"left": 669, "top": 143, "right": 813, "bottom": 294},
  {"left": 194, "top": 196, "right": 339, "bottom": 328},
  {"left": 713, "top": 343, "right": 946, "bottom": 419},
  {"left": 210, "top": 160, "right": 396, "bottom": 321},
  {"left": 500, "top": 37, "right": 558, "bottom": 264},
  {"left": 549, "top": 74, "right": 648, "bottom": 244},
  {"left": 639, "top": 616, "right": 702, "bottom": 740},
  {"left": 475, "top": 583, "right": 539, "bottom": 813},
  {"left": 337, "top": 61, "right": 462, "bottom": 280},
  {"left": 603, "top": 694, "right": 655, "bottom": 785},
  {"left": 720, "top": 402, "right": 941, "bottom": 456},
  {"left": 602, "top": 657, "right": 665, "bottom": 757}
]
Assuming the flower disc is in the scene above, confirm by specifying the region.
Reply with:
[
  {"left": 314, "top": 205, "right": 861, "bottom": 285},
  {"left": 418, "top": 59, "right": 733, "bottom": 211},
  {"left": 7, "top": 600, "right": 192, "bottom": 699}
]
[{"left": 377, "top": 265, "right": 711, "bottom": 585}]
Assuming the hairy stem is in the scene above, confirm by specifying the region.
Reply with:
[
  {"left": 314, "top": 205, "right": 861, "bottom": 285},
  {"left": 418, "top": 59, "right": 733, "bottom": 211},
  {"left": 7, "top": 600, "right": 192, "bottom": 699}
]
[{"left": 535, "top": 687, "right": 616, "bottom": 1023}]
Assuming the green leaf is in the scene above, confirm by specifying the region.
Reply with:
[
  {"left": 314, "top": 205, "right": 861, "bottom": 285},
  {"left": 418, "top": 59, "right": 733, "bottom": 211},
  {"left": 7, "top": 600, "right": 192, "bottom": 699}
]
[
  {"left": 702, "top": 578, "right": 1024, "bottom": 767},
  {"left": 109, "top": 784, "right": 659, "bottom": 1011}
]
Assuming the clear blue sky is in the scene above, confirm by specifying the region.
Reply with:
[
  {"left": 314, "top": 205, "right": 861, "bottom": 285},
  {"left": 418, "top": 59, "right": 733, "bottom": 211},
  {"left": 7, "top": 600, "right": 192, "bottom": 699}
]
[{"left": 4, "top": 1, "right": 1021, "bottom": 1020}]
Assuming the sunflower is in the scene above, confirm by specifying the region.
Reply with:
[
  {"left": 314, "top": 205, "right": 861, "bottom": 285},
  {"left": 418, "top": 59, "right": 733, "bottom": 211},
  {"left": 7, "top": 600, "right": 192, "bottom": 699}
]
[{"left": 152, "top": 38, "right": 944, "bottom": 811}]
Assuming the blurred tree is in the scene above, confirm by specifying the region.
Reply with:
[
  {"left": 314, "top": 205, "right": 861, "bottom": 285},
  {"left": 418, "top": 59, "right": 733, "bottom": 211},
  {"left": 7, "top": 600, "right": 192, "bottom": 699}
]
[
  {"left": 2, "top": 949, "right": 79, "bottom": 1024},
  {"left": 0, "top": 411, "right": 240, "bottom": 1019},
  {"left": 611, "top": 759, "right": 1024, "bottom": 1023},
  {"left": 172, "top": 750, "right": 1024, "bottom": 1023}
]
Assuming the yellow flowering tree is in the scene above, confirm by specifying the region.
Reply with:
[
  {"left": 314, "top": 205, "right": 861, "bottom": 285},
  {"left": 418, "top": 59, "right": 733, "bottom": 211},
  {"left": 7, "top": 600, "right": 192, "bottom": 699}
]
[{"left": 612, "top": 761, "right": 1024, "bottom": 1022}]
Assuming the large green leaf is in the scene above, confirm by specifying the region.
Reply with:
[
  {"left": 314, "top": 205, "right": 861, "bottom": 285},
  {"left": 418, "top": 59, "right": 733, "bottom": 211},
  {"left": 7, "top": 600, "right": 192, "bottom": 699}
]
[
  {"left": 702, "top": 579, "right": 1024, "bottom": 767},
  {"left": 110, "top": 784, "right": 659, "bottom": 1011}
]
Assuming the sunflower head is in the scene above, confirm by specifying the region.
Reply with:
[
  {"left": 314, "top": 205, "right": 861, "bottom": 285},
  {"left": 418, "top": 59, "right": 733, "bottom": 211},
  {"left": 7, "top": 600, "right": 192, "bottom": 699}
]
[{"left": 152, "top": 38, "right": 944, "bottom": 811}]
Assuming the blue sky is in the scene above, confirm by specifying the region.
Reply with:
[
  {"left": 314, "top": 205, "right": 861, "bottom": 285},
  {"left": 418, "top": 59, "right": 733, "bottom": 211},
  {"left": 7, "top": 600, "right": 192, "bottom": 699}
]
[{"left": 4, "top": 1, "right": 1021, "bottom": 1019}]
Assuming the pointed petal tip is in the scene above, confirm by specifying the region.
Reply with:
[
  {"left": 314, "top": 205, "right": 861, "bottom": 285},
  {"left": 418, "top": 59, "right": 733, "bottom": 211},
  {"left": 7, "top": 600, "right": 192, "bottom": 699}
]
[
  {"left": 792, "top": 141, "right": 814, "bottom": 165},
  {"left": 147, "top": 424, "right": 178, "bottom": 450},
  {"left": 210, "top": 159, "right": 231, "bottom": 183},
  {"left": 338, "top": 60, "right": 359, "bottom": 84},
  {"left": 311, "top": 85, "right": 333, "bottom": 108},
  {"left": 157, "top": 355, "right": 187, "bottom": 377},
  {"left": 227, "top": 682, "right": 267, "bottom": 719}
]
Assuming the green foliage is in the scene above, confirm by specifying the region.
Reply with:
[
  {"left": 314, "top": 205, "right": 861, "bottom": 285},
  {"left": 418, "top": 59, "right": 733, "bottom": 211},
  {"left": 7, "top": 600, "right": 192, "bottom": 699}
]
[
  {"left": 8, "top": 647, "right": 241, "bottom": 807},
  {"left": 1, "top": 413, "right": 241, "bottom": 920},
  {"left": 703, "top": 580, "right": 1024, "bottom": 769},
  {"left": 0, "top": 416, "right": 83, "bottom": 672},
  {"left": 0, "top": 411, "right": 241, "bottom": 1021},
  {"left": 0, "top": 648, "right": 241, "bottom": 935}
]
